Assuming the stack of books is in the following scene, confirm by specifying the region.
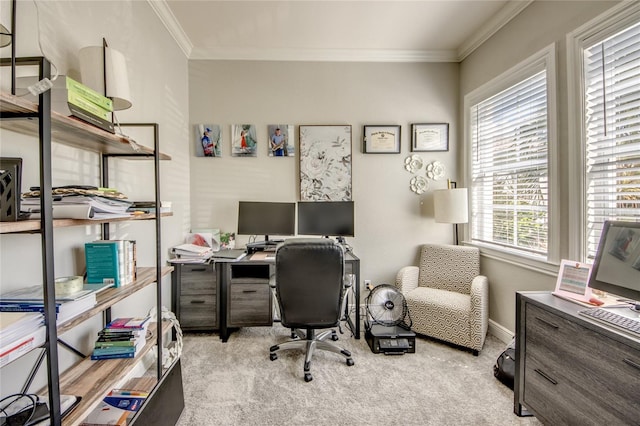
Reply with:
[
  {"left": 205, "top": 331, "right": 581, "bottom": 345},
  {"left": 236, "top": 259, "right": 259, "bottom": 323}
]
[
  {"left": 169, "top": 243, "right": 214, "bottom": 263},
  {"left": 91, "top": 317, "right": 149, "bottom": 360},
  {"left": 0, "top": 284, "right": 99, "bottom": 324},
  {"left": 0, "top": 312, "right": 45, "bottom": 367},
  {"left": 21, "top": 75, "right": 115, "bottom": 133},
  {"left": 81, "top": 389, "right": 148, "bottom": 425},
  {"left": 85, "top": 240, "right": 137, "bottom": 288}
]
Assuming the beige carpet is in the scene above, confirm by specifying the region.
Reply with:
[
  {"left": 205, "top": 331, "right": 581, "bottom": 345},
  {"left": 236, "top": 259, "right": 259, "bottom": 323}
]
[{"left": 175, "top": 325, "right": 541, "bottom": 426}]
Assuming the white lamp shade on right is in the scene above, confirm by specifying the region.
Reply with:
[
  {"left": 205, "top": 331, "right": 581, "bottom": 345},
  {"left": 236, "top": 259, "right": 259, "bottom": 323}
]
[
  {"left": 434, "top": 188, "right": 469, "bottom": 224},
  {"left": 79, "top": 45, "right": 132, "bottom": 111}
]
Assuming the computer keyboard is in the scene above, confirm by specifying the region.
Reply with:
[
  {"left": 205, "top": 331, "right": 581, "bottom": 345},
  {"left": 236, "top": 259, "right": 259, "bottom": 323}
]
[{"left": 578, "top": 307, "right": 640, "bottom": 336}]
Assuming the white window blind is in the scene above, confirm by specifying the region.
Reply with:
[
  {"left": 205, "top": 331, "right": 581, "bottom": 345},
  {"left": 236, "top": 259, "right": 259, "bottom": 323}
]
[
  {"left": 584, "top": 21, "right": 640, "bottom": 259},
  {"left": 471, "top": 70, "right": 549, "bottom": 257}
]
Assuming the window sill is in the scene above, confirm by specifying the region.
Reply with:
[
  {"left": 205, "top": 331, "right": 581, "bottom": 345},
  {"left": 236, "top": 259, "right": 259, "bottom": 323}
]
[{"left": 463, "top": 241, "right": 559, "bottom": 277}]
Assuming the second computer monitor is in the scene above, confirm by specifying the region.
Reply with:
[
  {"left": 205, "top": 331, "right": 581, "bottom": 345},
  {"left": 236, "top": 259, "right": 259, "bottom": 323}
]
[{"left": 297, "top": 201, "right": 355, "bottom": 237}]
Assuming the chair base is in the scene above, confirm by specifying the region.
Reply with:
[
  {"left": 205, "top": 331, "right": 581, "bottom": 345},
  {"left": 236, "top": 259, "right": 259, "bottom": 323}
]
[{"left": 269, "top": 328, "right": 354, "bottom": 382}]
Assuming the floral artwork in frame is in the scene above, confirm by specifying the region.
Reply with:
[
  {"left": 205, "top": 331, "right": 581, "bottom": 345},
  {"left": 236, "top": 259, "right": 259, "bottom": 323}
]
[
  {"left": 267, "top": 124, "right": 295, "bottom": 157},
  {"left": 299, "top": 125, "right": 352, "bottom": 201},
  {"left": 195, "top": 124, "right": 221, "bottom": 157},
  {"left": 231, "top": 124, "right": 257, "bottom": 157}
]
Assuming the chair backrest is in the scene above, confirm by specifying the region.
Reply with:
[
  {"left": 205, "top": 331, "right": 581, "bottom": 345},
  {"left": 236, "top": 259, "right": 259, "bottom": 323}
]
[
  {"left": 418, "top": 244, "right": 480, "bottom": 294},
  {"left": 275, "top": 238, "right": 345, "bottom": 329}
]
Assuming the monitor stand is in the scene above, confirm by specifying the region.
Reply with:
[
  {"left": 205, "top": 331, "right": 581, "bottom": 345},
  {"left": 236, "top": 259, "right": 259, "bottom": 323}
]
[{"left": 246, "top": 237, "right": 282, "bottom": 254}]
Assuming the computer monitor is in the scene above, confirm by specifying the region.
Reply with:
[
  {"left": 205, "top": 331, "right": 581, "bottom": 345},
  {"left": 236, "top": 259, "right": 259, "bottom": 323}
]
[
  {"left": 588, "top": 220, "right": 640, "bottom": 309},
  {"left": 237, "top": 201, "right": 295, "bottom": 244},
  {"left": 297, "top": 201, "right": 355, "bottom": 240}
]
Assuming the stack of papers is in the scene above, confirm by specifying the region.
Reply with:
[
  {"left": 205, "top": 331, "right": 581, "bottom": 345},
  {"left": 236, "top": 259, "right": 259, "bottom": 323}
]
[
  {"left": 23, "top": 195, "right": 133, "bottom": 220},
  {"left": 0, "top": 312, "right": 45, "bottom": 367},
  {"left": 169, "top": 243, "right": 214, "bottom": 263}
]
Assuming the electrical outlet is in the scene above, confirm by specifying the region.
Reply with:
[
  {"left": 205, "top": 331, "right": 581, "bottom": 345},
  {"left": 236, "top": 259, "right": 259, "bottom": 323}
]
[{"left": 364, "top": 279, "right": 372, "bottom": 290}]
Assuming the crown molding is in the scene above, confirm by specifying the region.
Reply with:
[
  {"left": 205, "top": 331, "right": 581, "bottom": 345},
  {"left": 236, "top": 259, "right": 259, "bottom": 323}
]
[
  {"left": 147, "top": 0, "right": 193, "bottom": 58},
  {"left": 151, "top": 0, "right": 532, "bottom": 63},
  {"left": 189, "top": 47, "right": 458, "bottom": 62},
  {"left": 457, "top": 0, "right": 533, "bottom": 61}
]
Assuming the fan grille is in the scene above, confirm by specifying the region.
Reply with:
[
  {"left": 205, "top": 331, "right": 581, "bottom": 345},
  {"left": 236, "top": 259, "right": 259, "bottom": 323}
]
[{"left": 365, "top": 284, "right": 411, "bottom": 328}]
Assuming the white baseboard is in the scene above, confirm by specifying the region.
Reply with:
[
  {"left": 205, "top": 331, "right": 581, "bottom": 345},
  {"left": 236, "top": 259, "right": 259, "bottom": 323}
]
[{"left": 488, "top": 319, "right": 514, "bottom": 344}]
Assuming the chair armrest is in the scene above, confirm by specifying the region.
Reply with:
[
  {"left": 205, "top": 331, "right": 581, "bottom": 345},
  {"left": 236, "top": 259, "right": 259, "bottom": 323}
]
[
  {"left": 470, "top": 275, "right": 489, "bottom": 349},
  {"left": 395, "top": 266, "right": 419, "bottom": 294}
]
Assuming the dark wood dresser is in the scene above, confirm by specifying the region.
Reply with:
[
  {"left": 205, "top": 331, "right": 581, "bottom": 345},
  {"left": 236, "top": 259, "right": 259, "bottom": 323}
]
[{"left": 515, "top": 291, "right": 640, "bottom": 425}]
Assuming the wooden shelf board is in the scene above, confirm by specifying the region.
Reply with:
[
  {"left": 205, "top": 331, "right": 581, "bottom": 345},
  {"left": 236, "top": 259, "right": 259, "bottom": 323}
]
[
  {"left": 39, "top": 321, "right": 173, "bottom": 426},
  {"left": 0, "top": 92, "right": 170, "bottom": 160},
  {"left": 0, "top": 212, "right": 173, "bottom": 234},
  {"left": 57, "top": 266, "right": 174, "bottom": 336}
]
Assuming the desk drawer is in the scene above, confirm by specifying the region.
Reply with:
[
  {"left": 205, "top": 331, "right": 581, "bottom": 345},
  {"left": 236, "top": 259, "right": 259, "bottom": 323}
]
[
  {"left": 228, "top": 283, "right": 271, "bottom": 327},
  {"left": 179, "top": 294, "right": 216, "bottom": 329},
  {"left": 180, "top": 264, "right": 216, "bottom": 295}
]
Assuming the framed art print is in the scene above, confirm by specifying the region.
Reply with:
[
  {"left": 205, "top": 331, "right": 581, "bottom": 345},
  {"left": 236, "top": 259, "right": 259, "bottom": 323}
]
[
  {"left": 231, "top": 124, "right": 257, "bottom": 157},
  {"left": 363, "top": 125, "right": 401, "bottom": 154},
  {"left": 195, "top": 124, "right": 221, "bottom": 157},
  {"left": 411, "top": 123, "right": 449, "bottom": 152},
  {"left": 267, "top": 124, "right": 295, "bottom": 157},
  {"left": 299, "top": 125, "right": 352, "bottom": 201}
]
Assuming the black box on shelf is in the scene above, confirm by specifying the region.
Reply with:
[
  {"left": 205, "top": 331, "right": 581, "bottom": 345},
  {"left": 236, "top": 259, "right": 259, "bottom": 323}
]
[{"left": 0, "top": 157, "right": 23, "bottom": 221}]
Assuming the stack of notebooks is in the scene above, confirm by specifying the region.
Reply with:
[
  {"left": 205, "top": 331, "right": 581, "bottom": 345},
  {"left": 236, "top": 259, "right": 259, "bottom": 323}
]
[
  {"left": 91, "top": 317, "right": 150, "bottom": 360},
  {"left": 0, "top": 312, "right": 45, "bottom": 367},
  {"left": 0, "top": 284, "right": 101, "bottom": 324}
]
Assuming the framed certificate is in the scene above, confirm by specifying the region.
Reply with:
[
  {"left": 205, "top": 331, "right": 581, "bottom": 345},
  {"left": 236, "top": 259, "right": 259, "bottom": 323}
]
[
  {"left": 363, "top": 125, "right": 401, "bottom": 154},
  {"left": 411, "top": 123, "right": 449, "bottom": 152}
]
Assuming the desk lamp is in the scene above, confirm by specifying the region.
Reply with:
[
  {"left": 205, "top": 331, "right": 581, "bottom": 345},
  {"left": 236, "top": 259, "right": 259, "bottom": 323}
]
[{"left": 433, "top": 180, "right": 468, "bottom": 245}]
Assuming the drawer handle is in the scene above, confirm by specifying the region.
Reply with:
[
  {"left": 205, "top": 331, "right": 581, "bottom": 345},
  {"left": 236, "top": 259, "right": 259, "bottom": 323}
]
[
  {"left": 534, "top": 368, "right": 558, "bottom": 385},
  {"left": 190, "top": 300, "right": 206, "bottom": 304},
  {"left": 190, "top": 268, "right": 207, "bottom": 272},
  {"left": 242, "top": 290, "right": 258, "bottom": 293},
  {"left": 623, "top": 358, "right": 640, "bottom": 371},
  {"left": 535, "top": 316, "right": 559, "bottom": 329}
]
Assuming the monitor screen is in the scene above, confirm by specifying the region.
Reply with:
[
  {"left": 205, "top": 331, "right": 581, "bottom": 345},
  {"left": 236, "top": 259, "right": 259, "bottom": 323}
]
[
  {"left": 297, "top": 201, "right": 355, "bottom": 237},
  {"left": 237, "top": 201, "right": 295, "bottom": 239},
  {"left": 588, "top": 220, "right": 640, "bottom": 301}
]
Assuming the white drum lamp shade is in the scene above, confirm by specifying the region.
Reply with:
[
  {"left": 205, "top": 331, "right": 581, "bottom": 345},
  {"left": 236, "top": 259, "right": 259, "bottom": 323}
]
[
  {"left": 434, "top": 188, "right": 469, "bottom": 224},
  {"left": 79, "top": 45, "right": 132, "bottom": 110}
]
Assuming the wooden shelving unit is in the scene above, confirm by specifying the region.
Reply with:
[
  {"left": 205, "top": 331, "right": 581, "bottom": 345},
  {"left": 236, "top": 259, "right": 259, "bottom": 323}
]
[
  {"left": 0, "top": 212, "right": 173, "bottom": 234},
  {"left": 39, "top": 321, "right": 173, "bottom": 426},
  {"left": 0, "top": 56, "right": 183, "bottom": 425},
  {"left": 0, "top": 92, "right": 170, "bottom": 160}
]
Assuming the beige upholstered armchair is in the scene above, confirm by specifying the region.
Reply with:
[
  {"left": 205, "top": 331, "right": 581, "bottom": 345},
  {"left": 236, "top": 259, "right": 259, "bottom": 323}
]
[{"left": 395, "top": 244, "right": 489, "bottom": 355}]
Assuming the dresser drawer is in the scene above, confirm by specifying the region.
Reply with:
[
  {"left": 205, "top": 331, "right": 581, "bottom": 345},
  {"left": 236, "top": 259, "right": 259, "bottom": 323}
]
[
  {"left": 179, "top": 294, "right": 217, "bottom": 329},
  {"left": 524, "top": 303, "right": 640, "bottom": 424},
  {"left": 228, "top": 283, "right": 272, "bottom": 327},
  {"left": 180, "top": 263, "right": 216, "bottom": 295}
]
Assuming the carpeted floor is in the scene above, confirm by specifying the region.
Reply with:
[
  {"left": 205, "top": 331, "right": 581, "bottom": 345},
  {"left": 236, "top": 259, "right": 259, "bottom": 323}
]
[{"left": 175, "top": 325, "right": 541, "bottom": 426}]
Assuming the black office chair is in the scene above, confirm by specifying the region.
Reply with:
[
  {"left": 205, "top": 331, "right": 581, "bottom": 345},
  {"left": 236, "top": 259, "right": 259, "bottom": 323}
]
[{"left": 269, "top": 238, "right": 355, "bottom": 382}]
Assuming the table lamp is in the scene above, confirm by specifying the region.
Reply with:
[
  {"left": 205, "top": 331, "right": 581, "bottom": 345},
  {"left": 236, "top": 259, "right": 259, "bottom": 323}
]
[
  {"left": 433, "top": 180, "right": 468, "bottom": 245},
  {"left": 78, "top": 38, "right": 132, "bottom": 111}
]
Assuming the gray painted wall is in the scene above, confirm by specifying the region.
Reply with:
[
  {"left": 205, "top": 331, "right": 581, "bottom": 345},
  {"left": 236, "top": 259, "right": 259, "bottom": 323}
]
[{"left": 188, "top": 60, "right": 461, "bottom": 295}]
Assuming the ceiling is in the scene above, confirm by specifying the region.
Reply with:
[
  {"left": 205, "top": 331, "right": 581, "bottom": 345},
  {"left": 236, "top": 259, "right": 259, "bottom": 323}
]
[{"left": 150, "top": 0, "right": 532, "bottom": 62}]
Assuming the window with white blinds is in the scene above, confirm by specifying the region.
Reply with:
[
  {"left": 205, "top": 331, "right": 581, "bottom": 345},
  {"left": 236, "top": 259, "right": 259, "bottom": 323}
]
[
  {"left": 470, "top": 70, "right": 549, "bottom": 257},
  {"left": 584, "top": 21, "right": 640, "bottom": 260}
]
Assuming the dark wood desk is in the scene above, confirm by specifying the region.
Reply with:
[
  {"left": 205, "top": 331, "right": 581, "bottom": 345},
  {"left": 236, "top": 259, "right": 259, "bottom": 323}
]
[{"left": 171, "top": 250, "right": 361, "bottom": 342}]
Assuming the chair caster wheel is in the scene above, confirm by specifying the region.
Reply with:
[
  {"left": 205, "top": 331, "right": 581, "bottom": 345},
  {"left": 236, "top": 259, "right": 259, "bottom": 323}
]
[
  {"left": 346, "top": 358, "right": 354, "bottom": 366},
  {"left": 331, "top": 333, "right": 339, "bottom": 341},
  {"left": 270, "top": 353, "right": 278, "bottom": 361},
  {"left": 304, "top": 373, "right": 313, "bottom": 382}
]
